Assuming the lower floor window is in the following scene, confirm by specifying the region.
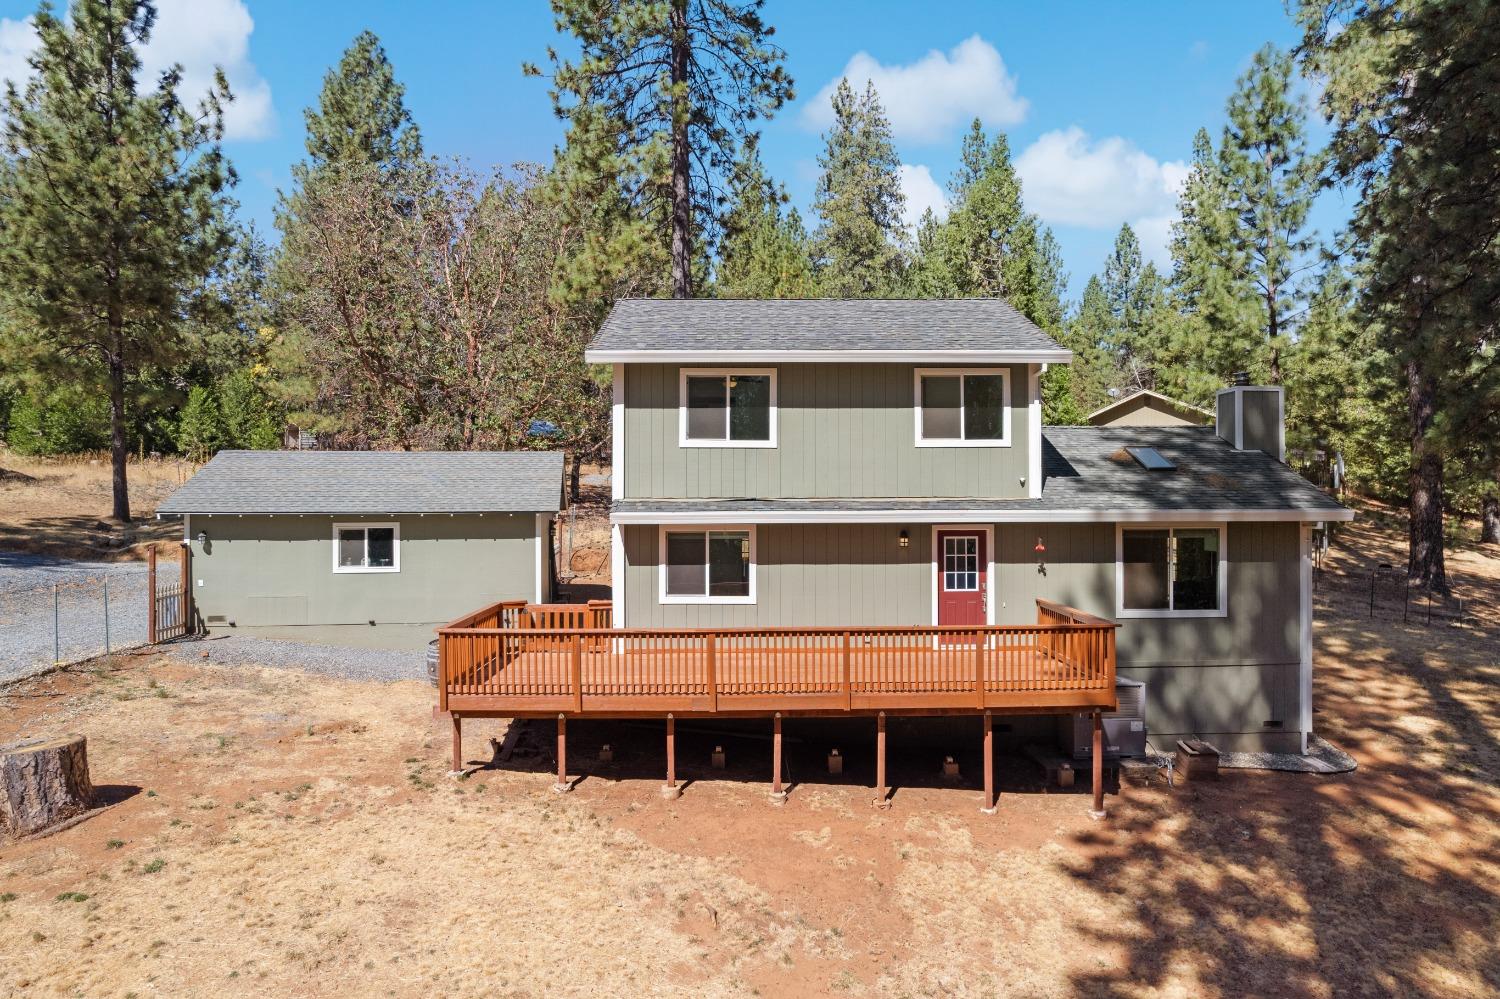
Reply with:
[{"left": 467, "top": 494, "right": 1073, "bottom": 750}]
[
  {"left": 662, "top": 527, "right": 753, "bottom": 601},
  {"left": 334, "top": 524, "right": 399, "bottom": 572},
  {"left": 1119, "top": 526, "right": 1222, "bottom": 614}
]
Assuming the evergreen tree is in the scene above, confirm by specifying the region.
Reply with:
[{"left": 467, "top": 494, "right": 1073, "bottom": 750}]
[
  {"left": 0, "top": 0, "right": 234, "bottom": 522},
  {"left": 812, "top": 79, "right": 906, "bottom": 297},
  {"left": 1220, "top": 44, "right": 1318, "bottom": 385},
  {"left": 175, "top": 385, "right": 224, "bottom": 463},
  {"left": 715, "top": 139, "right": 814, "bottom": 297},
  {"left": 1099, "top": 225, "right": 1163, "bottom": 390},
  {"left": 301, "top": 31, "right": 423, "bottom": 174},
  {"left": 529, "top": 0, "right": 793, "bottom": 298},
  {"left": 1166, "top": 127, "right": 1258, "bottom": 394},
  {"left": 1298, "top": 0, "right": 1500, "bottom": 589},
  {"left": 275, "top": 31, "right": 427, "bottom": 442}
]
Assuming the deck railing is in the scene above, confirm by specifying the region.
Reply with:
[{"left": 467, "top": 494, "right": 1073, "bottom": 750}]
[{"left": 437, "top": 598, "right": 1117, "bottom": 717}]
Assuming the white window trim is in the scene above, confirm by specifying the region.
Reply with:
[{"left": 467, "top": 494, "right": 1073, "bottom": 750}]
[
  {"left": 913, "top": 367, "right": 1012, "bottom": 448},
  {"left": 658, "top": 524, "right": 757, "bottom": 605},
  {"left": 678, "top": 367, "right": 778, "bottom": 449},
  {"left": 332, "top": 521, "right": 401, "bottom": 574},
  {"left": 929, "top": 524, "right": 995, "bottom": 626},
  {"left": 1114, "top": 522, "right": 1227, "bottom": 619}
]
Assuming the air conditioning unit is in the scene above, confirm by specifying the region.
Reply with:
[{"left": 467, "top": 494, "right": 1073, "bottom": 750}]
[{"left": 1059, "top": 677, "right": 1147, "bottom": 759}]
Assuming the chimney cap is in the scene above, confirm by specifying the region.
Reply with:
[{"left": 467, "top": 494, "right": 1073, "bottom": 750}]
[{"left": 1231, "top": 371, "right": 1251, "bottom": 386}]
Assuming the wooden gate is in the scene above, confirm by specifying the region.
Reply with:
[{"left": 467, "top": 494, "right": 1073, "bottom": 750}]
[{"left": 147, "top": 545, "right": 195, "bottom": 643}]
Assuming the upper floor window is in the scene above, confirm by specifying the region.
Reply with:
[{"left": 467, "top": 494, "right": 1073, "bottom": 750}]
[
  {"left": 1116, "top": 524, "right": 1226, "bottom": 618},
  {"left": 914, "top": 368, "right": 1011, "bottom": 447},
  {"left": 679, "top": 368, "right": 776, "bottom": 448},
  {"left": 333, "top": 523, "right": 400, "bottom": 573}
]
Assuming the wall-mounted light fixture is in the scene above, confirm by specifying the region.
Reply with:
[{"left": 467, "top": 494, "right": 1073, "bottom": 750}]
[
  {"left": 196, "top": 531, "right": 207, "bottom": 546},
  {"left": 898, "top": 529, "right": 910, "bottom": 548}
]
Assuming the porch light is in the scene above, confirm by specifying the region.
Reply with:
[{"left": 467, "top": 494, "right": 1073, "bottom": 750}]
[{"left": 898, "top": 530, "right": 910, "bottom": 548}]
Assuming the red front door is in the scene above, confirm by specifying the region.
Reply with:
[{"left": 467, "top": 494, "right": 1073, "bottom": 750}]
[{"left": 936, "top": 530, "right": 987, "bottom": 628}]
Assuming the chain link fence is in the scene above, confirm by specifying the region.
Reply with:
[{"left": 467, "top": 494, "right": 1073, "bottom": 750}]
[{"left": 0, "top": 560, "right": 149, "bottom": 681}]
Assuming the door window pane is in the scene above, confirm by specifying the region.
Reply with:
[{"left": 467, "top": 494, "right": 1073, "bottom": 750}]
[
  {"left": 366, "top": 528, "right": 396, "bottom": 568},
  {"left": 686, "top": 376, "right": 726, "bottom": 440},
  {"left": 1172, "top": 529, "right": 1219, "bottom": 610},
  {"left": 1122, "top": 530, "right": 1170, "bottom": 610},
  {"left": 943, "top": 535, "right": 979, "bottom": 591},
  {"left": 963, "top": 374, "right": 1005, "bottom": 440},
  {"left": 337, "top": 529, "right": 365, "bottom": 568},
  {"left": 728, "top": 375, "right": 770, "bottom": 441},
  {"left": 921, "top": 376, "right": 962, "bottom": 439},
  {"left": 665, "top": 532, "right": 707, "bottom": 595},
  {"left": 707, "top": 531, "right": 751, "bottom": 596}
]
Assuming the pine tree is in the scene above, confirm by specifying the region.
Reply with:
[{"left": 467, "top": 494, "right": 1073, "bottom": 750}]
[
  {"left": 1298, "top": 0, "right": 1500, "bottom": 589},
  {"left": 1220, "top": 44, "right": 1318, "bottom": 385},
  {"left": 302, "top": 31, "right": 423, "bottom": 174},
  {"left": 275, "top": 31, "right": 428, "bottom": 443},
  {"left": 529, "top": 0, "right": 793, "bottom": 298},
  {"left": 715, "top": 139, "right": 814, "bottom": 298},
  {"left": 0, "top": 0, "right": 234, "bottom": 522},
  {"left": 175, "top": 385, "right": 224, "bottom": 463},
  {"left": 1099, "top": 225, "right": 1163, "bottom": 390},
  {"left": 1167, "top": 127, "right": 1258, "bottom": 394},
  {"left": 812, "top": 79, "right": 907, "bottom": 297}
]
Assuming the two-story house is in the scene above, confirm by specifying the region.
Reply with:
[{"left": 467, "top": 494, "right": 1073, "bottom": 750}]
[{"left": 435, "top": 298, "right": 1351, "bottom": 813}]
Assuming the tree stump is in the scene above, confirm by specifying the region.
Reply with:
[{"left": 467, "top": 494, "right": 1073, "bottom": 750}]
[{"left": 0, "top": 735, "right": 93, "bottom": 837}]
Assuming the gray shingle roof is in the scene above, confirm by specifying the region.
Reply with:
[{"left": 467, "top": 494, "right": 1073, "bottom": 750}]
[
  {"left": 585, "top": 299, "right": 1069, "bottom": 359},
  {"left": 611, "top": 427, "right": 1349, "bottom": 520},
  {"left": 156, "top": 450, "right": 565, "bottom": 515}
]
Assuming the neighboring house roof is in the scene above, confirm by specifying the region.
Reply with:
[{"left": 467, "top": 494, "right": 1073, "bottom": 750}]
[
  {"left": 584, "top": 299, "right": 1071, "bottom": 363},
  {"left": 610, "top": 426, "right": 1351, "bottom": 523},
  {"left": 1087, "top": 389, "right": 1213, "bottom": 427},
  {"left": 156, "top": 450, "right": 566, "bottom": 515}
]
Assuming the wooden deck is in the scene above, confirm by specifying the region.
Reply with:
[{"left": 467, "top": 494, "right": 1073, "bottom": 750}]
[
  {"left": 436, "top": 599, "right": 1119, "bottom": 814},
  {"left": 437, "top": 599, "right": 1118, "bottom": 719}
]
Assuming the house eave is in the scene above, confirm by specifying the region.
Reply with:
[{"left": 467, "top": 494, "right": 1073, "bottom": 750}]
[
  {"left": 611, "top": 506, "right": 1356, "bottom": 525},
  {"left": 584, "top": 348, "right": 1074, "bottom": 365}
]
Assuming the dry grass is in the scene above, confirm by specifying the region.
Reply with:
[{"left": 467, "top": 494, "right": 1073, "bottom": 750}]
[
  {"left": 0, "top": 509, "right": 1496, "bottom": 997},
  {"left": 0, "top": 449, "right": 196, "bottom": 560}
]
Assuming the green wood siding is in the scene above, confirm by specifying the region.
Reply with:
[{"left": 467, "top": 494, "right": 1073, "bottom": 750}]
[
  {"left": 622, "top": 520, "right": 1305, "bottom": 748},
  {"left": 188, "top": 513, "right": 541, "bottom": 650},
  {"left": 621, "top": 363, "right": 1033, "bottom": 499}
]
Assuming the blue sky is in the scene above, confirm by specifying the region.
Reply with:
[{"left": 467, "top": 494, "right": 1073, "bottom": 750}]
[{"left": 0, "top": 0, "right": 1350, "bottom": 299}]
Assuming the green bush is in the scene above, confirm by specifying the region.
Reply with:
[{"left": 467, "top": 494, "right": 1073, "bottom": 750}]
[
  {"left": 5, "top": 386, "right": 111, "bottom": 455},
  {"left": 173, "top": 370, "right": 283, "bottom": 460}
]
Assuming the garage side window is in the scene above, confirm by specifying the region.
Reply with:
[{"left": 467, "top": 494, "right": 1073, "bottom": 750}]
[{"left": 333, "top": 523, "right": 400, "bottom": 573}]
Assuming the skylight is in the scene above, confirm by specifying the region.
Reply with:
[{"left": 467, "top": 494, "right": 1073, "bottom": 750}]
[{"left": 1125, "top": 446, "right": 1176, "bottom": 471}]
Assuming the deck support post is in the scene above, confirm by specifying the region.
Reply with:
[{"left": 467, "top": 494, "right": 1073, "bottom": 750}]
[
  {"left": 769, "top": 713, "right": 787, "bottom": 804},
  {"left": 450, "top": 714, "right": 463, "bottom": 775},
  {"left": 661, "top": 714, "right": 681, "bottom": 799},
  {"left": 980, "top": 712, "right": 996, "bottom": 815},
  {"left": 553, "top": 714, "right": 572, "bottom": 793},
  {"left": 874, "top": 711, "right": 890, "bottom": 809},
  {"left": 1088, "top": 710, "right": 1106, "bottom": 819}
]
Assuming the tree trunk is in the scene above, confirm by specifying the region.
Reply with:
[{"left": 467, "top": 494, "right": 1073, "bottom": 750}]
[
  {"left": 569, "top": 453, "right": 581, "bottom": 504},
  {"left": 1482, "top": 492, "right": 1499, "bottom": 545},
  {"left": 1405, "top": 356, "right": 1447, "bottom": 592},
  {"left": 1, "top": 735, "right": 93, "bottom": 838},
  {"left": 668, "top": 0, "right": 692, "bottom": 299},
  {"left": 108, "top": 352, "right": 131, "bottom": 524}
]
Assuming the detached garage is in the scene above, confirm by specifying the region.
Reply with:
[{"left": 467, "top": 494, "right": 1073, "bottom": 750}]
[{"left": 156, "top": 450, "right": 566, "bottom": 650}]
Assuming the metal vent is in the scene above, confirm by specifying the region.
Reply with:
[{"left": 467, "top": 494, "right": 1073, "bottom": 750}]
[{"left": 1108, "top": 682, "right": 1146, "bottom": 721}]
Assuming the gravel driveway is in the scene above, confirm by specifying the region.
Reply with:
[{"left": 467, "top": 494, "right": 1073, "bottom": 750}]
[
  {"left": 167, "top": 634, "right": 425, "bottom": 684},
  {"left": 0, "top": 551, "right": 149, "bottom": 682}
]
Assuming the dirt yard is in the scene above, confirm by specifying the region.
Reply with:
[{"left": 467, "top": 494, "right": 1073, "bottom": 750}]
[
  {"left": 1, "top": 507, "right": 1497, "bottom": 997},
  {"left": 0, "top": 450, "right": 194, "bottom": 561}
]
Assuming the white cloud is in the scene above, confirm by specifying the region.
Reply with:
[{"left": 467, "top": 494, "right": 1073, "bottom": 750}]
[
  {"left": 1015, "top": 126, "right": 1188, "bottom": 264},
  {"left": 141, "top": 0, "right": 274, "bottom": 141},
  {"left": 898, "top": 163, "right": 947, "bottom": 235},
  {"left": 0, "top": 1, "right": 273, "bottom": 141},
  {"left": 802, "top": 35, "right": 1028, "bottom": 144},
  {"left": 0, "top": 16, "right": 38, "bottom": 90}
]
